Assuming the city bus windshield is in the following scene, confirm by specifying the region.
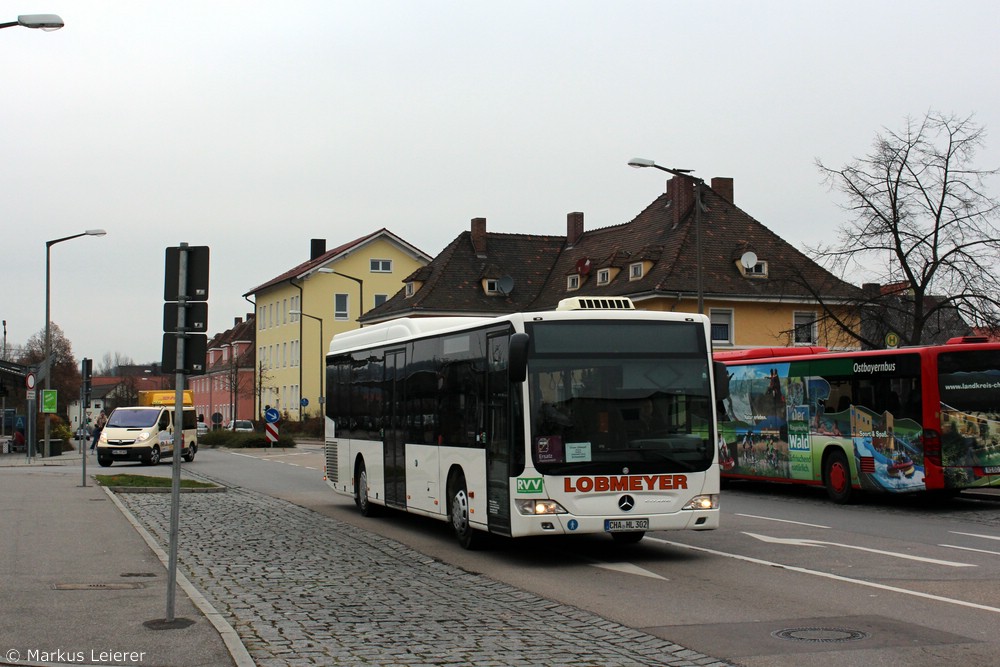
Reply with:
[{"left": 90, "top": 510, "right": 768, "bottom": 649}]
[{"left": 526, "top": 320, "right": 714, "bottom": 475}]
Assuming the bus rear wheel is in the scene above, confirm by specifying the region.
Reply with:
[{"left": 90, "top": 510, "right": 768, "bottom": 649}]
[
  {"left": 449, "top": 475, "right": 485, "bottom": 550},
  {"left": 824, "top": 449, "right": 854, "bottom": 504}
]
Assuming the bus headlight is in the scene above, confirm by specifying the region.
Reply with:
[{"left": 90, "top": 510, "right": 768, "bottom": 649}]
[
  {"left": 682, "top": 494, "right": 719, "bottom": 510},
  {"left": 515, "top": 499, "right": 568, "bottom": 515}
]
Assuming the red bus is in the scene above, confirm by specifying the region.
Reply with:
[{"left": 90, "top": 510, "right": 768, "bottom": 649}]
[{"left": 714, "top": 337, "right": 1000, "bottom": 502}]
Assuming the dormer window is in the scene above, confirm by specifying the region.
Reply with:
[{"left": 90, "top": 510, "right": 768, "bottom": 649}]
[
  {"left": 405, "top": 282, "right": 416, "bottom": 297},
  {"left": 596, "top": 268, "right": 611, "bottom": 285},
  {"left": 629, "top": 262, "right": 644, "bottom": 280},
  {"left": 567, "top": 275, "right": 580, "bottom": 291},
  {"left": 484, "top": 278, "right": 499, "bottom": 294},
  {"left": 742, "top": 260, "right": 768, "bottom": 278}
]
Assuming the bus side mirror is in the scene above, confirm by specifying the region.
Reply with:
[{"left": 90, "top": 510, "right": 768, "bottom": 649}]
[
  {"left": 509, "top": 333, "right": 529, "bottom": 383},
  {"left": 713, "top": 361, "right": 730, "bottom": 401}
]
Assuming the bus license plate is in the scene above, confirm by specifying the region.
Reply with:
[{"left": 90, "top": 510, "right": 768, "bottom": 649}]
[
  {"left": 605, "top": 518, "right": 649, "bottom": 532},
  {"left": 112, "top": 449, "right": 129, "bottom": 456}
]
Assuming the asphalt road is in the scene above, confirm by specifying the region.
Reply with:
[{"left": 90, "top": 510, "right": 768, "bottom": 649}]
[{"left": 116, "top": 445, "right": 1000, "bottom": 667}]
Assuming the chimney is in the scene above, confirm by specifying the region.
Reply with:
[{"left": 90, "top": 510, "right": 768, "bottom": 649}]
[
  {"left": 310, "top": 239, "right": 326, "bottom": 260},
  {"left": 234, "top": 317, "right": 243, "bottom": 326},
  {"left": 471, "top": 217, "right": 487, "bottom": 257},
  {"left": 566, "top": 212, "right": 584, "bottom": 247},
  {"left": 667, "top": 176, "right": 696, "bottom": 227},
  {"left": 711, "top": 177, "right": 734, "bottom": 203}
]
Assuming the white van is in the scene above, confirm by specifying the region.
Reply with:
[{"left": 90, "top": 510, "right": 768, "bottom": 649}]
[{"left": 97, "top": 405, "right": 198, "bottom": 467}]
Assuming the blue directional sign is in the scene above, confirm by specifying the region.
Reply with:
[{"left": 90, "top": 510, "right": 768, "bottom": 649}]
[
  {"left": 264, "top": 408, "right": 280, "bottom": 424},
  {"left": 300, "top": 398, "right": 309, "bottom": 407}
]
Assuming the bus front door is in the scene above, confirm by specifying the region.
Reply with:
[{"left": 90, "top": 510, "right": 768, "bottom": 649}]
[{"left": 485, "top": 333, "right": 512, "bottom": 536}]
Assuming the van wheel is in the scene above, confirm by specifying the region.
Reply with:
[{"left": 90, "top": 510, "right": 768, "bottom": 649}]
[
  {"left": 144, "top": 446, "right": 161, "bottom": 466},
  {"left": 183, "top": 442, "right": 197, "bottom": 462},
  {"left": 97, "top": 456, "right": 112, "bottom": 468}
]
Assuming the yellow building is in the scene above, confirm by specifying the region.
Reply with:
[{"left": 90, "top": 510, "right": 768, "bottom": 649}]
[{"left": 244, "top": 230, "right": 431, "bottom": 420}]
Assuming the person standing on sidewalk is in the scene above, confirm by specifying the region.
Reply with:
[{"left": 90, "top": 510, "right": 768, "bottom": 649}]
[{"left": 90, "top": 411, "right": 107, "bottom": 452}]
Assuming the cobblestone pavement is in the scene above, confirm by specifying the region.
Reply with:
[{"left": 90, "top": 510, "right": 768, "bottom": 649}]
[{"left": 118, "top": 487, "right": 735, "bottom": 667}]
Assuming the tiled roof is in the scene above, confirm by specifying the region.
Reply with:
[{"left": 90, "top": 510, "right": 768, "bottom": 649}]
[
  {"left": 242, "top": 229, "right": 432, "bottom": 297},
  {"left": 363, "top": 178, "right": 863, "bottom": 322}
]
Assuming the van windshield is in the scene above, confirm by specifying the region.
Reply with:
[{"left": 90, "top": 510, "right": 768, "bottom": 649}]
[{"left": 107, "top": 408, "right": 160, "bottom": 428}]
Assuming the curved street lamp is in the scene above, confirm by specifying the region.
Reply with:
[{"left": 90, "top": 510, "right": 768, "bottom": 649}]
[
  {"left": 39, "top": 229, "right": 106, "bottom": 457},
  {"left": 628, "top": 157, "right": 705, "bottom": 314},
  {"left": 289, "top": 309, "right": 324, "bottom": 415},
  {"left": 0, "top": 14, "right": 64, "bottom": 31}
]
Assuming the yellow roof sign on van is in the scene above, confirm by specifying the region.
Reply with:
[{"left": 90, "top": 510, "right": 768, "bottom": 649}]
[{"left": 138, "top": 390, "right": 194, "bottom": 406}]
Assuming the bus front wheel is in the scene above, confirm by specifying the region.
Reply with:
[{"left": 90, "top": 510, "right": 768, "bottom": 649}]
[
  {"left": 449, "top": 474, "right": 485, "bottom": 550},
  {"left": 824, "top": 449, "right": 854, "bottom": 504},
  {"left": 355, "top": 460, "right": 379, "bottom": 517}
]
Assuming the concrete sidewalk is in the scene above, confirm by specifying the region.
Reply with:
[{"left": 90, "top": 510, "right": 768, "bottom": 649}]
[{"left": 0, "top": 455, "right": 248, "bottom": 667}]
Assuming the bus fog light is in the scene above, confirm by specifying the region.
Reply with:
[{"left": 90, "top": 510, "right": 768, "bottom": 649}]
[
  {"left": 682, "top": 494, "right": 718, "bottom": 510},
  {"left": 515, "top": 499, "right": 567, "bottom": 515}
]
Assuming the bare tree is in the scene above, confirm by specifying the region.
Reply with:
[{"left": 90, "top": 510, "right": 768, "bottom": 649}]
[
  {"left": 18, "top": 323, "right": 81, "bottom": 417},
  {"left": 255, "top": 360, "right": 274, "bottom": 420},
  {"left": 810, "top": 111, "right": 1000, "bottom": 347},
  {"left": 97, "top": 351, "right": 135, "bottom": 376},
  {"left": 215, "top": 348, "right": 255, "bottom": 420}
]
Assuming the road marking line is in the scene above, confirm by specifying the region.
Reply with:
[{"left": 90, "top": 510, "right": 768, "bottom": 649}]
[
  {"left": 950, "top": 531, "right": 1000, "bottom": 542},
  {"left": 735, "top": 513, "right": 830, "bottom": 529},
  {"left": 587, "top": 560, "right": 668, "bottom": 580},
  {"left": 647, "top": 537, "right": 1000, "bottom": 615},
  {"left": 743, "top": 532, "right": 975, "bottom": 567},
  {"left": 939, "top": 544, "right": 1000, "bottom": 557}
]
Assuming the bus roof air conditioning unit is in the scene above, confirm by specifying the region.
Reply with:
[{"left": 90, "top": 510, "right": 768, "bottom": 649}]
[{"left": 557, "top": 297, "right": 636, "bottom": 311}]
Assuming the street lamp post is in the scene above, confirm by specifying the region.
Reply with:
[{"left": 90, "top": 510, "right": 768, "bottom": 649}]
[
  {"left": 317, "top": 268, "right": 365, "bottom": 320},
  {"left": 0, "top": 14, "right": 64, "bottom": 30},
  {"left": 41, "top": 229, "right": 106, "bottom": 457},
  {"left": 628, "top": 158, "right": 706, "bottom": 314},
  {"left": 289, "top": 310, "right": 324, "bottom": 415}
]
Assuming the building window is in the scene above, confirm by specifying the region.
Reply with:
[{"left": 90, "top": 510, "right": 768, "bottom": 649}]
[
  {"left": 374, "top": 294, "right": 388, "bottom": 307},
  {"left": 334, "top": 293, "right": 349, "bottom": 320},
  {"left": 485, "top": 279, "right": 499, "bottom": 294},
  {"left": 744, "top": 260, "right": 769, "bottom": 278},
  {"left": 405, "top": 282, "right": 415, "bottom": 297},
  {"left": 597, "top": 268, "right": 611, "bottom": 285},
  {"left": 567, "top": 275, "right": 580, "bottom": 291},
  {"left": 629, "top": 263, "right": 643, "bottom": 280},
  {"left": 370, "top": 259, "right": 392, "bottom": 273},
  {"left": 794, "top": 312, "right": 817, "bottom": 344},
  {"left": 710, "top": 309, "right": 733, "bottom": 345}
]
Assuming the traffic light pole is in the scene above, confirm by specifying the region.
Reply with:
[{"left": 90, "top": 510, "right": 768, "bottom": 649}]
[
  {"left": 165, "top": 244, "right": 189, "bottom": 624},
  {"left": 80, "top": 358, "right": 91, "bottom": 488}
]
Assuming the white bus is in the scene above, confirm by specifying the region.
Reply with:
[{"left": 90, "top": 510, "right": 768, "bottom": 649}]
[{"left": 323, "top": 297, "right": 727, "bottom": 548}]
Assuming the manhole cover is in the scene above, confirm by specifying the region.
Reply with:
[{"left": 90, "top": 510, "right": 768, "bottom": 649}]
[
  {"left": 772, "top": 627, "right": 870, "bottom": 643},
  {"left": 53, "top": 583, "right": 145, "bottom": 590},
  {"left": 121, "top": 572, "right": 158, "bottom": 578}
]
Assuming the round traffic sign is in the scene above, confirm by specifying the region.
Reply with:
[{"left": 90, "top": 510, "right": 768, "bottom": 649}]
[
  {"left": 264, "top": 408, "right": 280, "bottom": 424},
  {"left": 26, "top": 373, "right": 36, "bottom": 390}
]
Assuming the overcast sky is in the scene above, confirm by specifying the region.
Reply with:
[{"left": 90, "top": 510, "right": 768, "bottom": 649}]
[{"left": 4, "top": 1, "right": 999, "bottom": 367}]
